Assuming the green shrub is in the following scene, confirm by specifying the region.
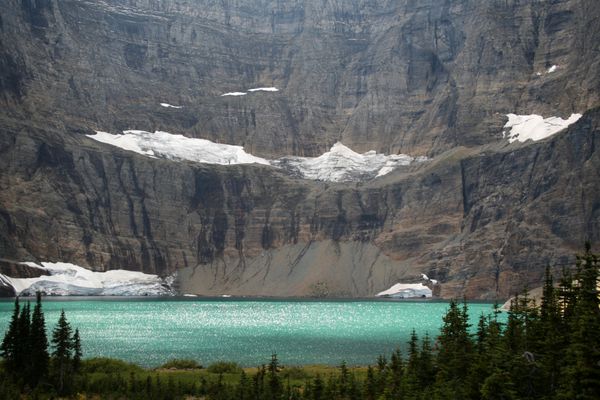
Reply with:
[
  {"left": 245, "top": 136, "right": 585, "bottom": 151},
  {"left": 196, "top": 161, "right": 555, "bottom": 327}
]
[
  {"left": 81, "top": 357, "right": 144, "bottom": 374},
  {"left": 206, "top": 361, "right": 242, "bottom": 374},
  {"left": 160, "top": 359, "right": 202, "bottom": 370}
]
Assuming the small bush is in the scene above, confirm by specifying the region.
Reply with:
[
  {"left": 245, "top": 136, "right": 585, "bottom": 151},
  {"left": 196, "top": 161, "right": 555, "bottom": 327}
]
[
  {"left": 160, "top": 359, "right": 203, "bottom": 370},
  {"left": 206, "top": 361, "right": 242, "bottom": 374},
  {"left": 81, "top": 357, "right": 144, "bottom": 374}
]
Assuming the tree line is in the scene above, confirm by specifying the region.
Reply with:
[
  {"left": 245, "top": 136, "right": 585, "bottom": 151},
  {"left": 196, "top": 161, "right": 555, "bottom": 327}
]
[
  {"left": 0, "top": 246, "right": 598, "bottom": 399},
  {"left": 0, "top": 292, "right": 82, "bottom": 396}
]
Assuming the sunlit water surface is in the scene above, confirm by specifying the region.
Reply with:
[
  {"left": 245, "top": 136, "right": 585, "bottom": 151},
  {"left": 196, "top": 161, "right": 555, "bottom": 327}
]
[{"left": 0, "top": 298, "right": 505, "bottom": 367}]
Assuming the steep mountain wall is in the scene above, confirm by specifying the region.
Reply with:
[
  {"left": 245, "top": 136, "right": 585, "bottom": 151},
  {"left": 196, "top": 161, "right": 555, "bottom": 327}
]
[
  {"left": 1, "top": 109, "right": 598, "bottom": 298},
  {"left": 1, "top": 0, "right": 599, "bottom": 298},
  {"left": 1, "top": 0, "right": 599, "bottom": 157}
]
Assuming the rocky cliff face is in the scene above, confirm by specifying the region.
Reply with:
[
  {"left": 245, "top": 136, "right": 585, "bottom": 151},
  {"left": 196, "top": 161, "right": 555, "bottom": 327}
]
[
  {"left": 2, "top": 0, "right": 599, "bottom": 156},
  {"left": 1, "top": 0, "right": 599, "bottom": 298}
]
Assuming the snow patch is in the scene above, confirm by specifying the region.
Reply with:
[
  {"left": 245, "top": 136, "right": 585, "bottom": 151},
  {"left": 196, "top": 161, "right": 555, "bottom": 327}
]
[
  {"left": 273, "top": 142, "right": 425, "bottom": 182},
  {"left": 160, "top": 103, "right": 183, "bottom": 109},
  {"left": 376, "top": 283, "right": 432, "bottom": 298},
  {"left": 247, "top": 87, "right": 279, "bottom": 92},
  {"left": 547, "top": 65, "right": 558, "bottom": 73},
  {"left": 221, "top": 87, "right": 278, "bottom": 96},
  {"left": 0, "top": 262, "right": 174, "bottom": 296},
  {"left": 88, "top": 130, "right": 270, "bottom": 166},
  {"left": 421, "top": 273, "right": 438, "bottom": 285},
  {"left": 503, "top": 113, "right": 582, "bottom": 143},
  {"left": 88, "top": 131, "right": 425, "bottom": 182}
]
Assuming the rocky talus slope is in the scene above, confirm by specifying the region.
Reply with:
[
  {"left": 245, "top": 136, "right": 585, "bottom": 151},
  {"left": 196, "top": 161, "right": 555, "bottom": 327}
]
[{"left": 0, "top": 0, "right": 599, "bottom": 298}]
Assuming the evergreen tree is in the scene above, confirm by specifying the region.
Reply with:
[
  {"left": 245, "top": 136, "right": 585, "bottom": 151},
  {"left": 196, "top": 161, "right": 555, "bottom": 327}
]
[
  {"left": 311, "top": 374, "right": 324, "bottom": 400},
  {"left": 401, "top": 330, "right": 421, "bottom": 400},
  {"left": 267, "top": 353, "right": 282, "bottom": 399},
  {"left": 338, "top": 360, "right": 350, "bottom": 398},
  {"left": 16, "top": 300, "right": 31, "bottom": 373},
  {"left": 51, "top": 309, "right": 73, "bottom": 393},
  {"left": 537, "top": 266, "right": 564, "bottom": 396},
  {"left": 73, "top": 328, "right": 82, "bottom": 372},
  {"left": 558, "top": 246, "right": 600, "bottom": 399},
  {"left": 363, "top": 366, "right": 376, "bottom": 400},
  {"left": 28, "top": 291, "right": 49, "bottom": 386},
  {"left": 434, "top": 299, "right": 473, "bottom": 399},
  {"left": 388, "top": 348, "right": 403, "bottom": 399},
  {"left": 237, "top": 370, "right": 250, "bottom": 400},
  {"left": 504, "top": 290, "right": 541, "bottom": 399},
  {"left": 0, "top": 296, "right": 20, "bottom": 373},
  {"left": 418, "top": 333, "right": 435, "bottom": 391}
]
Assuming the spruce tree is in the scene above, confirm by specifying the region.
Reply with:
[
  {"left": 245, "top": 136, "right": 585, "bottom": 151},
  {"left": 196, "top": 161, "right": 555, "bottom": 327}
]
[
  {"left": 51, "top": 309, "right": 73, "bottom": 393},
  {"left": 73, "top": 328, "right": 82, "bottom": 372},
  {"left": 267, "top": 353, "right": 282, "bottom": 400},
  {"left": 0, "top": 297, "right": 20, "bottom": 372},
  {"left": 388, "top": 348, "right": 403, "bottom": 398},
  {"left": 311, "top": 374, "right": 324, "bottom": 400},
  {"left": 16, "top": 300, "right": 31, "bottom": 373},
  {"left": 28, "top": 291, "right": 49, "bottom": 386},
  {"left": 363, "top": 366, "right": 376, "bottom": 400},
  {"left": 401, "top": 329, "right": 421, "bottom": 400},
  {"left": 558, "top": 246, "right": 600, "bottom": 399},
  {"left": 434, "top": 299, "right": 473, "bottom": 399},
  {"left": 537, "top": 266, "right": 564, "bottom": 396}
]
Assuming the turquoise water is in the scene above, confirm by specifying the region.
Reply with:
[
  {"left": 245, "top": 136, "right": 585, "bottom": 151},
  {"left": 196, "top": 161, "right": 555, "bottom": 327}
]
[{"left": 0, "top": 298, "right": 504, "bottom": 367}]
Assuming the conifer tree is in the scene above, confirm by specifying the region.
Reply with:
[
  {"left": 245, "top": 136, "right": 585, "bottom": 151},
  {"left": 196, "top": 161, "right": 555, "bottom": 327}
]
[
  {"left": 267, "top": 353, "right": 282, "bottom": 400},
  {"left": 0, "top": 297, "right": 20, "bottom": 372},
  {"left": 401, "top": 329, "right": 421, "bottom": 400},
  {"left": 558, "top": 245, "right": 600, "bottom": 399},
  {"left": 363, "top": 366, "right": 376, "bottom": 400},
  {"left": 16, "top": 300, "right": 31, "bottom": 373},
  {"left": 388, "top": 348, "right": 403, "bottom": 398},
  {"left": 537, "top": 266, "right": 564, "bottom": 396},
  {"left": 28, "top": 292, "right": 49, "bottom": 386},
  {"left": 73, "top": 328, "right": 82, "bottom": 372},
  {"left": 338, "top": 360, "right": 350, "bottom": 398},
  {"left": 434, "top": 299, "right": 473, "bottom": 399},
  {"left": 51, "top": 309, "right": 73, "bottom": 393},
  {"left": 418, "top": 333, "right": 435, "bottom": 391},
  {"left": 310, "top": 374, "right": 324, "bottom": 400}
]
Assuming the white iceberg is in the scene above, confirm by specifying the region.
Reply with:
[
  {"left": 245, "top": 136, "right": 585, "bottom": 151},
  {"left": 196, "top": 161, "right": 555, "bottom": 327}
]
[
  {"left": 160, "top": 103, "right": 183, "bottom": 109},
  {"left": 503, "top": 113, "right": 582, "bottom": 143},
  {"left": 0, "top": 262, "right": 174, "bottom": 296},
  {"left": 376, "top": 283, "right": 432, "bottom": 298}
]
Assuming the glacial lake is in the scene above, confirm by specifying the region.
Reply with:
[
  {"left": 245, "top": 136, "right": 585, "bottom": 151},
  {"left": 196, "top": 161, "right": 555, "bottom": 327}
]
[{"left": 0, "top": 298, "right": 505, "bottom": 367}]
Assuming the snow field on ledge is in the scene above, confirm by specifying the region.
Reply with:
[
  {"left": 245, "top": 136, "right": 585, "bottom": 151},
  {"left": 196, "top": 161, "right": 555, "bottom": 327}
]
[
  {"left": 503, "top": 113, "right": 582, "bottom": 143},
  {"left": 0, "top": 262, "right": 173, "bottom": 296},
  {"left": 88, "top": 131, "right": 426, "bottom": 182}
]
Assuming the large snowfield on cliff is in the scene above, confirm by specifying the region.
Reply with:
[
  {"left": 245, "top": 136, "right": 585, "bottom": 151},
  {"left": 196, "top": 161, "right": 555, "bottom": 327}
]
[
  {"left": 88, "top": 131, "right": 425, "bottom": 182},
  {"left": 0, "top": 262, "right": 173, "bottom": 296},
  {"left": 503, "top": 113, "right": 582, "bottom": 143}
]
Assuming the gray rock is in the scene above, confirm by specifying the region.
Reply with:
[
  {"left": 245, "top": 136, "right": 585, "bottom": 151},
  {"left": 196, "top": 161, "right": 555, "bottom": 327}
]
[{"left": 0, "top": 0, "right": 599, "bottom": 298}]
